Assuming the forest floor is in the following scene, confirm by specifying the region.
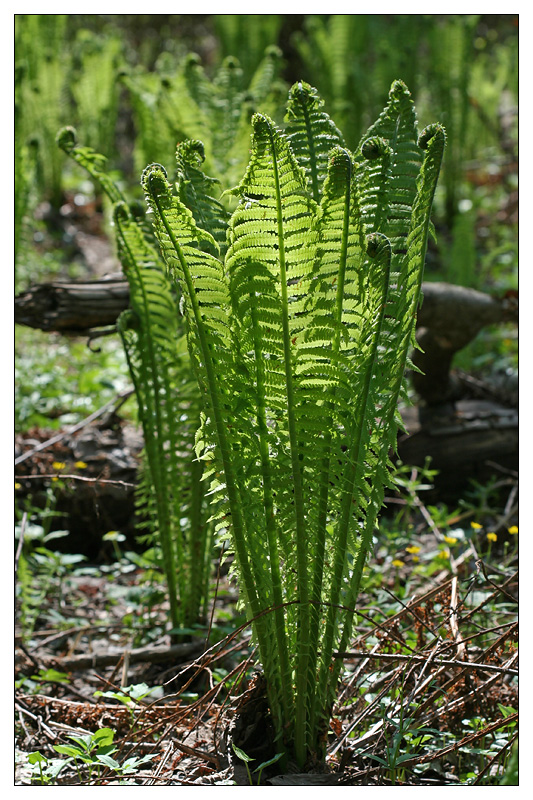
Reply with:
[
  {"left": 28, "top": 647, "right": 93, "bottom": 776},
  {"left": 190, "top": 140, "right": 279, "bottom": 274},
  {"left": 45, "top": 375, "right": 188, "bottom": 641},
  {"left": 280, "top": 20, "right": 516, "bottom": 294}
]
[{"left": 15, "top": 464, "right": 518, "bottom": 787}]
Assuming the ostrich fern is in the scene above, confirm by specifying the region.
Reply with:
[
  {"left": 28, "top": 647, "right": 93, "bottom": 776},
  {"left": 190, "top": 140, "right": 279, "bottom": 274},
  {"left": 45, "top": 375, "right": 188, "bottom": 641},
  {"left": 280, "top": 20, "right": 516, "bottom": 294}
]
[
  {"left": 57, "top": 128, "right": 215, "bottom": 635},
  {"left": 140, "top": 79, "right": 445, "bottom": 768}
]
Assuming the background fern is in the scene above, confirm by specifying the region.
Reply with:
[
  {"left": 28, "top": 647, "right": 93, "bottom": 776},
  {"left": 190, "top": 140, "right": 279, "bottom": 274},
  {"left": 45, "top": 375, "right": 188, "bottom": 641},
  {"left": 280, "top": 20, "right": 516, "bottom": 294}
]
[{"left": 121, "top": 47, "right": 286, "bottom": 190}]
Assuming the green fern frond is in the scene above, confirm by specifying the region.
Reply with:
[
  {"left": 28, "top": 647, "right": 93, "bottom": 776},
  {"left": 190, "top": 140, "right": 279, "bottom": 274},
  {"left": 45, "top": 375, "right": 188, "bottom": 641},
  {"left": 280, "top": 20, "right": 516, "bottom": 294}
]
[
  {"left": 285, "top": 81, "right": 345, "bottom": 203},
  {"left": 56, "top": 126, "right": 125, "bottom": 205},
  {"left": 354, "top": 79, "right": 422, "bottom": 267},
  {"left": 70, "top": 31, "right": 122, "bottom": 157},
  {"left": 115, "top": 200, "right": 214, "bottom": 632},
  {"left": 247, "top": 45, "right": 284, "bottom": 107},
  {"left": 175, "top": 140, "right": 229, "bottom": 256}
]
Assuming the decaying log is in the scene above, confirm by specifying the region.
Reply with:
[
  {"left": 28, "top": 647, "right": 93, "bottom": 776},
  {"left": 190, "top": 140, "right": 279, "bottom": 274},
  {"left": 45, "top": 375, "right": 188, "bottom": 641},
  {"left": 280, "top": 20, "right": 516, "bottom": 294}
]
[
  {"left": 14, "top": 276, "right": 129, "bottom": 333},
  {"left": 15, "top": 277, "right": 518, "bottom": 525},
  {"left": 28, "top": 639, "right": 205, "bottom": 671},
  {"left": 397, "top": 399, "right": 518, "bottom": 499},
  {"left": 15, "top": 395, "right": 517, "bottom": 547},
  {"left": 413, "top": 282, "right": 517, "bottom": 404},
  {"left": 15, "top": 417, "right": 144, "bottom": 556},
  {"left": 15, "top": 277, "right": 517, "bottom": 405}
]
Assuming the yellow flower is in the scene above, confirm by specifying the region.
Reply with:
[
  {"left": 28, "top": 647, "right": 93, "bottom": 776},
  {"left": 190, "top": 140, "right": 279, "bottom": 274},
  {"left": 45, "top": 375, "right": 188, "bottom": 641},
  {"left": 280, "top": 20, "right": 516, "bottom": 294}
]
[
  {"left": 75, "top": 461, "right": 88, "bottom": 469},
  {"left": 392, "top": 559, "right": 405, "bottom": 568},
  {"left": 52, "top": 462, "right": 66, "bottom": 471},
  {"left": 52, "top": 476, "right": 59, "bottom": 482},
  {"left": 412, "top": 556, "right": 420, "bottom": 563},
  {"left": 15, "top": 482, "right": 21, "bottom": 490},
  {"left": 508, "top": 526, "right": 518, "bottom": 535},
  {"left": 406, "top": 546, "right": 421, "bottom": 554},
  {"left": 470, "top": 522, "right": 482, "bottom": 530},
  {"left": 439, "top": 549, "right": 450, "bottom": 559},
  {"left": 444, "top": 535, "right": 458, "bottom": 545},
  {"left": 487, "top": 532, "right": 497, "bottom": 542}
]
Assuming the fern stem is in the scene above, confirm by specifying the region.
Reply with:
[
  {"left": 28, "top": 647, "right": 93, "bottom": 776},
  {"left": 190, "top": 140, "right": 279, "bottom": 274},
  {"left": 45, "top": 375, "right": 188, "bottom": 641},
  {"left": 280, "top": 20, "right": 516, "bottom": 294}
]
[
  {"left": 185, "top": 456, "right": 207, "bottom": 628},
  {"left": 307, "top": 148, "right": 353, "bottom": 737},
  {"left": 335, "top": 127, "right": 446, "bottom": 688},
  {"left": 144, "top": 177, "right": 289, "bottom": 732},
  {"left": 115, "top": 211, "right": 181, "bottom": 633},
  {"left": 249, "top": 294, "right": 295, "bottom": 723},
  {"left": 266, "top": 123, "right": 310, "bottom": 766},
  {"left": 316, "top": 234, "right": 391, "bottom": 720}
]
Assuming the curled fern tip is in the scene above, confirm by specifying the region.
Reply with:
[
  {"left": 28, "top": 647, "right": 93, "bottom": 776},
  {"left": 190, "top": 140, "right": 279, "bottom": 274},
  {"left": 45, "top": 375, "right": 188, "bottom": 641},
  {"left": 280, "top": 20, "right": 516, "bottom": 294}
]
[
  {"left": 362, "top": 136, "right": 391, "bottom": 161},
  {"left": 418, "top": 123, "right": 446, "bottom": 151},
  {"left": 56, "top": 126, "right": 77, "bottom": 152},
  {"left": 366, "top": 231, "right": 390, "bottom": 259},
  {"left": 390, "top": 79, "right": 410, "bottom": 99}
]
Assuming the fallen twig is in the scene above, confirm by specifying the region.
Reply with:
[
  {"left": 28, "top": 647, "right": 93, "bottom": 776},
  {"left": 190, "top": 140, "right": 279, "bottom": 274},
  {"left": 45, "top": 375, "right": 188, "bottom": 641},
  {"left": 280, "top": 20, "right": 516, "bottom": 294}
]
[
  {"left": 35, "top": 639, "right": 205, "bottom": 671},
  {"left": 15, "top": 511, "right": 27, "bottom": 576},
  {"left": 333, "top": 650, "right": 518, "bottom": 677},
  {"left": 15, "top": 473, "right": 136, "bottom": 489}
]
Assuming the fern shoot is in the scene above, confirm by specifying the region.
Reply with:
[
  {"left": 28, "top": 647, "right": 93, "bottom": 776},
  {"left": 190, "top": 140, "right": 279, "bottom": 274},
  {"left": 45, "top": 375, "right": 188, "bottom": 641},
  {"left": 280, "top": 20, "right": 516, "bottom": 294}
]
[{"left": 57, "top": 128, "right": 215, "bottom": 637}]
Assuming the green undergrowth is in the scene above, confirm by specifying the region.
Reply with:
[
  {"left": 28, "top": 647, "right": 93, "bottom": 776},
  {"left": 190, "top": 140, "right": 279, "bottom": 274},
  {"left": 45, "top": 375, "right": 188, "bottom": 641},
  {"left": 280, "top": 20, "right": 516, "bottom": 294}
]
[{"left": 15, "top": 327, "right": 133, "bottom": 433}]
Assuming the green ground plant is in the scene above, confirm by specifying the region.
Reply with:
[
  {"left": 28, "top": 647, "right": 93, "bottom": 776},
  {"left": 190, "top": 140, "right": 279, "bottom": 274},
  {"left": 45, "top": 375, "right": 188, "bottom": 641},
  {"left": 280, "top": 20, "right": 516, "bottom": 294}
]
[
  {"left": 25, "top": 728, "right": 152, "bottom": 785},
  {"left": 138, "top": 78, "right": 445, "bottom": 768},
  {"left": 15, "top": 17, "right": 517, "bottom": 784}
]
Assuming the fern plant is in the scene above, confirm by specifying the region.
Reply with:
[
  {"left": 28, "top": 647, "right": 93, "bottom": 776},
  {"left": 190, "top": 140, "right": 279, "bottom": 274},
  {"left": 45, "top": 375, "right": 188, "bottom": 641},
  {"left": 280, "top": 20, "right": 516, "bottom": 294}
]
[
  {"left": 56, "top": 127, "right": 215, "bottom": 636},
  {"left": 292, "top": 15, "right": 429, "bottom": 150},
  {"left": 15, "top": 14, "right": 71, "bottom": 208},
  {"left": 70, "top": 29, "right": 123, "bottom": 158},
  {"left": 140, "top": 79, "right": 445, "bottom": 768},
  {"left": 213, "top": 14, "right": 283, "bottom": 77}
]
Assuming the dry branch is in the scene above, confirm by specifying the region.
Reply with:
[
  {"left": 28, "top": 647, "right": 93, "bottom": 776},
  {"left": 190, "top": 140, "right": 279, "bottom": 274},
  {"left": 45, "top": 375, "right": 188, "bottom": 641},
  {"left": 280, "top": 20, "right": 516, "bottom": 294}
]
[{"left": 29, "top": 639, "right": 205, "bottom": 671}]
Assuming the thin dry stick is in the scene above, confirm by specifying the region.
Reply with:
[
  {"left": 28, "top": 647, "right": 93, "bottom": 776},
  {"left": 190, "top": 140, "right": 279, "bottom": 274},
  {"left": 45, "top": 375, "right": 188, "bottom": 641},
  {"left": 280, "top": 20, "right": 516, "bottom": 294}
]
[
  {"left": 337, "top": 642, "right": 381, "bottom": 706},
  {"left": 461, "top": 572, "right": 518, "bottom": 623},
  {"left": 15, "top": 511, "right": 27, "bottom": 575},
  {"left": 438, "top": 620, "right": 516, "bottom": 655},
  {"left": 16, "top": 473, "right": 136, "bottom": 489},
  {"left": 450, "top": 576, "right": 467, "bottom": 660},
  {"left": 142, "top": 740, "right": 175, "bottom": 786},
  {"left": 330, "top": 667, "right": 405, "bottom": 755},
  {"left": 392, "top": 712, "right": 518, "bottom": 771},
  {"left": 415, "top": 652, "right": 518, "bottom": 727},
  {"left": 352, "top": 578, "right": 454, "bottom": 647},
  {"left": 333, "top": 650, "right": 518, "bottom": 676},
  {"left": 476, "top": 559, "right": 518, "bottom": 604},
  {"left": 473, "top": 733, "right": 517, "bottom": 785},
  {"left": 15, "top": 701, "right": 57, "bottom": 741}
]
